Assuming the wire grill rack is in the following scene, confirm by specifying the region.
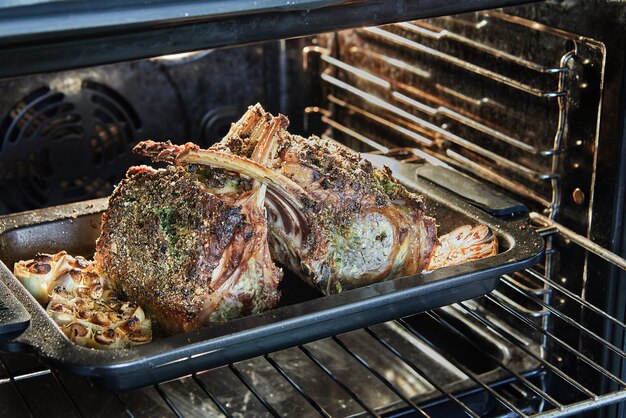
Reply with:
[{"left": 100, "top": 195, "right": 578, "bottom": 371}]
[
  {"left": 307, "top": 11, "right": 605, "bottom": 219},
  {"left": 1, "top": 216, "right": 625, "bottom": 417}
]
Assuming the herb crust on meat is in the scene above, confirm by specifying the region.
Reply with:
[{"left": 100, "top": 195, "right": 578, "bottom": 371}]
[{"left": 95, "top": 115, "right": 283, "bottom": 334}]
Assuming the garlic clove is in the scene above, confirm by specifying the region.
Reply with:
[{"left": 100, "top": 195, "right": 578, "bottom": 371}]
[
  {"left": 14, "top": 260, "right": 54, "bottom": 305},
  {"left": 51, "top": 312, "right": 77, "bottom": 327},
  {"left": 90, "top": 328, "right": 127, "bottom": 350},
  {"left": 64, "top": 322, "right": 89, "bottom": 338},
  {"left": 128, "top": 330, "right": 151, "bottom": 345}
]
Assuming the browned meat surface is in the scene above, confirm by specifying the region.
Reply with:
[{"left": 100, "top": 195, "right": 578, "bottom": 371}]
[
  {"left": 264, "top": 131, "right": 436, "bottom": 293},
  {"left": 136, "top": 104, "right": 437, "bottom": 295},
  {"left": 95, "top": 115, "right": 283, "bottom": 334}
]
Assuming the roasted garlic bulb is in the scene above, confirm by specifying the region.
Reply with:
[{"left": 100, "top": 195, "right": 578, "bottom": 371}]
[
  {"left": 14, "top": 252, "right": 152, "bottom": 349},
  {"left": 426, "top": 224, "right": 498, "bottom": 271}
]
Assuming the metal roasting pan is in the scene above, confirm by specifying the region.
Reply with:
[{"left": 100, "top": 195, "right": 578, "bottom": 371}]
[{"left": 0, "top": 158, "right": 544, "bottom": 391}]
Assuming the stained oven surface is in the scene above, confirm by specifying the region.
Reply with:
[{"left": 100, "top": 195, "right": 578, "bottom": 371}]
[{"left": 1, "top": 0, "right": 626, "bottom": 417}]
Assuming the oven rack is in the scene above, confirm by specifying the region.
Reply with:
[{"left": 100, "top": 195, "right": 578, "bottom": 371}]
[
  {"left": 1, "top": 216, "right": 625, "bottom": 417},
  {"left": 309, "top": 12, "right": 605, "bottom": 219}
]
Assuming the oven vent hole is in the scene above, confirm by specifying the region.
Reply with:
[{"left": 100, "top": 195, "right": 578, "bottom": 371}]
[
  {"left": 82, "top": 80, "right": 142, "bottom": 130},
  {"left": 0, "top": 86, "right": 83, "bottom": 153},
  {"left": 60, "top": 175, "right": 114, "bottom": 200},
  {"left": 0, "top": 149, "right": 54, "bottom": 209},
  {"left": 83, "top": 80, "right": 142, "bottom": 166}
]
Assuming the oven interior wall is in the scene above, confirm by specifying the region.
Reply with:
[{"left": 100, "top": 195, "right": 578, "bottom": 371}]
[
  {"left": 1, "top": 0, "right": 626, "bottom": 417},
  {"left": 0, "top": 42, "right": 290, "bottom": 214}
]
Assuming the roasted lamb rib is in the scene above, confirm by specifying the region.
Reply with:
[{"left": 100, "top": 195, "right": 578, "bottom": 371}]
[
  {"left": 135, "top": 105, "right": 438, "bottom": 295},
  {"left": 94, "top": 112, "right": 284, "bottom": 334}
]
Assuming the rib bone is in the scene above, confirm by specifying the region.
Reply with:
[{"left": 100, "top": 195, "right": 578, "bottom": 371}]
[{"left": 133, "top": 140, "right": 307, "bottom": 210}]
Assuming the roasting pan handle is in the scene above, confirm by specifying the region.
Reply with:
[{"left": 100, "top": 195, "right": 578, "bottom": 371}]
[
  {"left": 0, "top": 278, "right": 30, "bottom": 339},
  {"left": 414, "top": 165, "right": 528, "bottom": 217},
  {"left": 363, "top": 153, "right": 528, "bottom": 217}
]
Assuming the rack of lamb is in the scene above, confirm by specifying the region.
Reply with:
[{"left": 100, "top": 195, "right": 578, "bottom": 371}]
[{"left": 135, "top": 104, "right": 438, "bottom": 295}]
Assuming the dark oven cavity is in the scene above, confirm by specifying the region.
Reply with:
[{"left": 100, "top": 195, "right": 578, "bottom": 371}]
[{"left": 1, "top": 1, "right": 626, "bottom": 417}]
